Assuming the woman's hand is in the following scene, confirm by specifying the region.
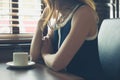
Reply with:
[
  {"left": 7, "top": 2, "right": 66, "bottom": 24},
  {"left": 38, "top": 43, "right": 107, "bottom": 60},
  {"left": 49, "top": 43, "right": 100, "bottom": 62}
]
[{"left": 37, "top": 7, "right": 50, "bottom": 31}]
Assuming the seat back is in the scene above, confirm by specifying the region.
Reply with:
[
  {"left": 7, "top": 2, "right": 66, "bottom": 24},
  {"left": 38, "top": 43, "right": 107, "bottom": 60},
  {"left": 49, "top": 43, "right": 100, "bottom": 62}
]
[{"left": 98, "top": 18, "right": 120, "bottom": 80}]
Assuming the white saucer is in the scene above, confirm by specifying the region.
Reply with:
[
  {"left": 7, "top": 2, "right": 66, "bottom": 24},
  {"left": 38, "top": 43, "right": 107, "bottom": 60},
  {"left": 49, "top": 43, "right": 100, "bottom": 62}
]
[{"left": 6, "top": 61, "right": 35, "bottom": 68}]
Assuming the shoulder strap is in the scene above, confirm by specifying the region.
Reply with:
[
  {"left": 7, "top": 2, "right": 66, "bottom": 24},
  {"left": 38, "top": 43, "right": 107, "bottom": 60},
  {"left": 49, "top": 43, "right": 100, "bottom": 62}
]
[{"left": 72, "top": 3, "right": 85, "bottom": 14}]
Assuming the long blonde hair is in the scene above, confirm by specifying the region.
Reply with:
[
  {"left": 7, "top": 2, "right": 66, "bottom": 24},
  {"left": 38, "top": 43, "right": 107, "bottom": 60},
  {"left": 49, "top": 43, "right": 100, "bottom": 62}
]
[
  {"left": 39, "top": 0, "right": 54, "bottom": 30},
  {"left": 41, "top": 0, "right": 96, "bottom": 30}
]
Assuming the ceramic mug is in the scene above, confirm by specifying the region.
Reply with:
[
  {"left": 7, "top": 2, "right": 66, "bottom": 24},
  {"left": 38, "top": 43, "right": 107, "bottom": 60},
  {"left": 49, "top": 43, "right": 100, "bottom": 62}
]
[{"left": 13, "top": 52, "right": 32, "bottom": 66}]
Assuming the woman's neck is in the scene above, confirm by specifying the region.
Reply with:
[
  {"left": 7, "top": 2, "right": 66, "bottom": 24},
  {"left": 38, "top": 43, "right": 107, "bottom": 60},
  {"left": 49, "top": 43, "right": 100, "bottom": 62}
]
[
  {"left": 54, "top": 0, "right": 77, "bottom": 11},
  {"left": 51, "top": 0, "right": 79, "bottom": 25}
]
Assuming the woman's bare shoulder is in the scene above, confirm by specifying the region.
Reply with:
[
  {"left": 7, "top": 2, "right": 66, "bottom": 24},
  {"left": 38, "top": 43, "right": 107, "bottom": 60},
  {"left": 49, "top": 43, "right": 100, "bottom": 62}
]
[
  {"left": 72, "top": 5, "right": 98, "bottom": 25},
  {"left": 73, "top": 5, "right": 97, "bottom": 19}
]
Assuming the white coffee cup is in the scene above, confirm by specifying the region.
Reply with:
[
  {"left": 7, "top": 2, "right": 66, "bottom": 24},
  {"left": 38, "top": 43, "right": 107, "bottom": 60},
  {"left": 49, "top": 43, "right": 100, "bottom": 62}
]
[{"left": 13, "top": 52, "right": 32, "bottom": 66}]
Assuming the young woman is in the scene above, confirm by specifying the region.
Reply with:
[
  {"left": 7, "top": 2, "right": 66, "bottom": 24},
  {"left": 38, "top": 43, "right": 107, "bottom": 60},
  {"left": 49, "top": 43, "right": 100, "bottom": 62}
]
[{"left": 30, "top": 0, "right": 105, "bottom": 80}]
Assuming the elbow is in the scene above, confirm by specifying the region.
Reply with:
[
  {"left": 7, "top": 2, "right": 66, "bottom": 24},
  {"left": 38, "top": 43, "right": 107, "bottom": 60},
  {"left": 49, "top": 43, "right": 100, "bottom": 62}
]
[
  {"left": 43, "top": 54, "right": 67, "bottom": 71},
  {"left": 51, "top": 66, "right": 62, "bottom": 72},
  {"left": 50, "top": 63, "right": 66, "bottom": 71}
]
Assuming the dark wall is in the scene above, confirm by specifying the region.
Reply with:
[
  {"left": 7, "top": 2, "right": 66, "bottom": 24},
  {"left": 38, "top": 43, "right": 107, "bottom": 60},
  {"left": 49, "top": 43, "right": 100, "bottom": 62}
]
[
  {"left": 95, "top": 0, "right": 116, "bottom": 28},
  {"left": 94, "top": 0, "right": 114, "bottom": 3},
  {"left": 0, "top": 44, "right": 30, "bottom": 62}
]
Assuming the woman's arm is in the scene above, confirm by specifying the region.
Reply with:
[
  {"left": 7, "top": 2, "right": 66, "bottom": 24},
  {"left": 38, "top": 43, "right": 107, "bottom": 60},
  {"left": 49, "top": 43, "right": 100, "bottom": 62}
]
[
  {"left": 30, "top": 26, "right": 42, "bottom": 62},
  {"left": 30, "top": 7, "right": 51, "bottom": 62},
  {"left": 41, "top": 5, "right": 98, "bottom": 71}
]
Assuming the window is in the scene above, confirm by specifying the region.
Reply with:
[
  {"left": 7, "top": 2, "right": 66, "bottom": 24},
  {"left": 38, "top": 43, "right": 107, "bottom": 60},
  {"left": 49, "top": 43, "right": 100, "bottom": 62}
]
[
  {"left": 110, "top": 0, "right": 119, "bottom": 18},
  {"left": 0, "top": 0, "right": 42, "bottom": 34},
  {"left": 111, "top": 0, "right": 120, "bottom": 18},
  {"left": 116, "top": 0, "right": 120, "bottom": 18}
]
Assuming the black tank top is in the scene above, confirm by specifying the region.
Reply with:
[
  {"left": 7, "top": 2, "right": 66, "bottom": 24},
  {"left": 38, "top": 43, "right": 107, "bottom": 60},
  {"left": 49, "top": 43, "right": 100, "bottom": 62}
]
[{"left": 52, "top": 3, "right": 105, "bottom": 80}]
